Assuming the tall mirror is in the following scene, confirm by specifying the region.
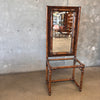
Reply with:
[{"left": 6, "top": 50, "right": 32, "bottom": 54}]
[{"left": 52, "top": 11, "right": 76, "bottom": 53}]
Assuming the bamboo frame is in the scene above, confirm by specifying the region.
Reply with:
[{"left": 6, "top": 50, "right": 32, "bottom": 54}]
[
  {"left": 46, "top": 6, "right": 85, "bottom": 96},
  {"left": 46, "top": 58, "right": 85, "bottom": 96}
]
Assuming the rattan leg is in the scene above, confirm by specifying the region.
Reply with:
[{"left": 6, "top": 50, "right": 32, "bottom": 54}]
[
  {"left": 48, "top": 69, "right": 52, "bottom": 96},
  {"left": 79, "top": 67, "right": 84, "bottom": 91},
  {"left": 46, "top": 63, "right": 48, "bottom": 84},
  {"left": 72, "top": 58, "right": 76, "bottom": 80}
]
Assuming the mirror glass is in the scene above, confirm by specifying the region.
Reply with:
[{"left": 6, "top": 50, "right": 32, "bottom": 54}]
[{"left": 52, "top": 11, "right": 75, "bottom": 53}]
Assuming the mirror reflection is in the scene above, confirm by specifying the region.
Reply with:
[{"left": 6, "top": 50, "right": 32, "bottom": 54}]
[{"left": 52, "top": 11, "right": 75, "bottom": 53}]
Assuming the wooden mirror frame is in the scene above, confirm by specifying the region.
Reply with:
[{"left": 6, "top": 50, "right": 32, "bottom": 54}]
[{"left": 46, "top": 6, "right": 81, "bottom": 57}]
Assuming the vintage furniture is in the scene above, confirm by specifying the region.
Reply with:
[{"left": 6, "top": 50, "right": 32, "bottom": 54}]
[{"left": 46, "top": 6, "right": 85, "bottom": 96}]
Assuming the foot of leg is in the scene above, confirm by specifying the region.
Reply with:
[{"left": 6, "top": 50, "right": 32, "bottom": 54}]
[
  {"left": 48, "top": 69, "right": 52, "bottom": 96},
  {"left": 80, "top": 68, "right": 84, "bottom": 91}
]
